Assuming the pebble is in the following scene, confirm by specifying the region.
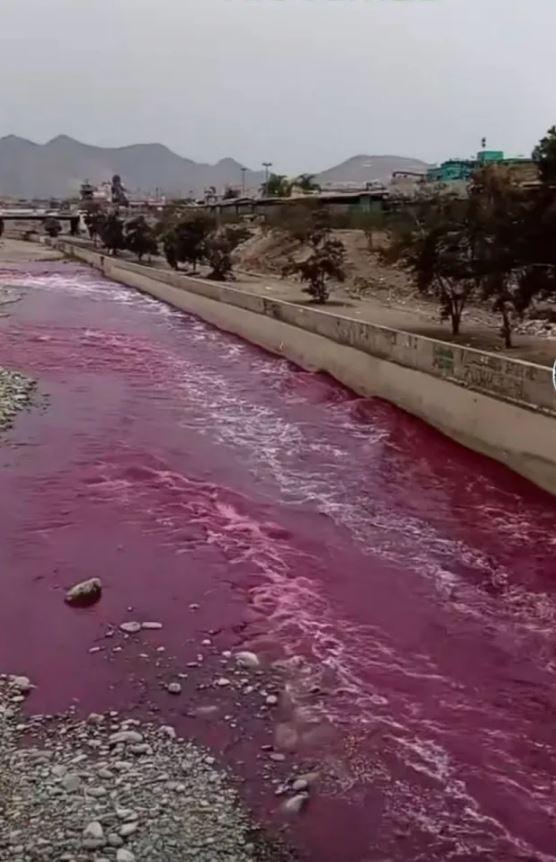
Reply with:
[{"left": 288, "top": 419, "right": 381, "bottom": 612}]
[
  {"left": 235, "top": 651, "right": 260, "bottom": 669},
  {"left": 83, "top": 822, "right": 104, "bottom": 840},
  {"left": 108, "top": 833, "right": 124, "bottom": 847},
  {"left": 160, "top": 725, "right": 177, "bottom": 739},
  {"left": 282, "top": 793, "right": 309, "bottom": 814},
  {"left": 141, "top": 621, "right": 163, "bottom": 630},
  {"left": 116, "top": 850, "right": 136, "bottom": 862},
  {"left": 119, "top": 621, "right": 141, "bottom": 634},
  {"left": 65, "top": 578, "right": 102, "bottom": 605},
  {"left": 119, "top": 822, "right": 138, "bottom": 838},
  {"left": 86, "top": 785, "right": 107, "bottom": 797},
  {"left": 109, "top": 730, "right": 143, "bottom": 745},
  {"left": 269, "top": 753, "right": 286, "bottom": 763},
  {"left": 9, "top": 675, "right": 33, "bottom": 694},
  {"left": 167, "top": 682, "right": 182, "bottom": 695},
  {"left": 115, "top": 807, "right": 134, "bottom": 820},
  {"left": 265, "top": 694, "right": 279, "bottom": 706},
  {"left": 216, "top": 678, "right": 231, "bottom": 688},
  {"left": 62, "top": 773, "right": 81, "bottom": 793}
]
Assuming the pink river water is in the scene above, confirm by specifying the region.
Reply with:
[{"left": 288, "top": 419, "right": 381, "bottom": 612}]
[{"left": 1, "top": 262, "right": 556, "bottom": 862}]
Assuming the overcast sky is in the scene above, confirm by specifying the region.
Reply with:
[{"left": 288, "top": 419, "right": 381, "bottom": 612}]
[{"left": 1, "top": 0, "right": 554, "bottom": 173}]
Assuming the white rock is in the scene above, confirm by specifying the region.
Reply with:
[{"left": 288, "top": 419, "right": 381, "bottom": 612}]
[
  {"left": 109, "top": 730, "right": 143, "bottom": 745},
  {"left": 116, "top": 850, "right": 136, "bottom": 862},
  {"left": 265, "top": 694, "right": 278, "bottom": 706},
  {"left": 216, "top": 677, "right": 231, "bottom": 687},
  {"left": 235, "top": 651, "right": 260, "bottom": 669},
  {"left": 62, "top": 773, "right": 81, "bottom": 793},
  {"left": 108, "top": 833, "right": 124, "bottom": 847},
  {"left": 115, "top": 807, "right": 134, "bottom": 820},
  {"left": 86, "top": 786, "right": 107, "bottom": 797},
  {"left": 141, "top": 621, "right": 162, "bottom": 630},
  {"left": 167, "top": 682, "right": 182, "bottom": 695},
  {"left": 9, "top": 675, "right": 33, "bottom": 693},
  {"left": 83, "top": 821, "right": 104, "bottom": 840},
  {"left": 159, "top": 725, "right": 176, "bottom": 739},
  {"left": 65, "top": 578, "right": 102, "bottom": 605},
  {"left": 282, "top": 793, "right": 309, "bottom": 814},
  {"left": 119, "top": 823, "right": 138, "bottom": 838},
  {"left": 119, "top": 621, "right": 141, "bottom": 634}
]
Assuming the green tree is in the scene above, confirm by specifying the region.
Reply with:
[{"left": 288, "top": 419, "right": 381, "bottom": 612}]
[
  {"left": 83, "top": 203, "right": 106, "bottom": 246},
  {"left": 468, "top": 164, "right": 556, "bottom": 346},
  {"left": 404, "top": 223, "right": 477, "bottom": 334},
  {"left": 222, "top": 186, "right": 239, "bottom": 200},
  {"left": 124, "top": 216, "right": 158, "bottom": 262},
  {"left": 285, "top": 216, "right": 345, "bottom": 303},
  {"left": 161, "top": 213, "right": 216, "bottom": 270},
  {"left": 205, "top": 232, "right": 234, "bottom": 281},
  {"left": 100, "top": 213, "right": 125, "bottom": 256},
  {"left": 532, "top": 125, "right": 556, "bottom": 186},
  {"left": 44, "top": 217, "right": 62, "bottom": 238},
  {"left": 294, "top": 173, "right": 321, "bottom": 193},
  {"left": 388, "top": 162, "right": 556, "bottom": 345},
  {"left": 263, "top": 174, "right": 292, "bottom": 198}
]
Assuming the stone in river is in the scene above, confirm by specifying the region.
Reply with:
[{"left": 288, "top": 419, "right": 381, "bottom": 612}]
[
  {"left": 65, "top": 578, "right": 102, "bottom": 606},
  {"left": 282, "top": 793, "right": 309, "bottom": 815},
  {"left": 235, "top": 651, "right": 260, "bottom": 669},
  {"left": 167, "top": 682, "right": 182, "bottom": 695},
  {"left": 119, "top": 621, "right": 141, "bottom": 634}
]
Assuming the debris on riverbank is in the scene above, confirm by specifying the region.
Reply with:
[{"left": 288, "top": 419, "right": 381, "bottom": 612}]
[
  {"left": 0, "top": 367, "right": 34, "bottom": 432},
  {"left": 0, "top": 676, "right": 293, "bottom": 862}
]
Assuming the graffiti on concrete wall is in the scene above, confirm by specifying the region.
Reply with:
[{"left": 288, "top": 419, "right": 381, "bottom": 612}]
[
  {"left": 432, "top": 345, "right": 455, "bottom": 375},
  {"left": 459, "top": 353, "right": 530, "bottom": 401},
  {"left": 430, "top": 343, "right": 551, "bottom": 407}
]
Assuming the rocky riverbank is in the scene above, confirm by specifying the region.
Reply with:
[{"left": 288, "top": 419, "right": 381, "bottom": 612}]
[
  {"left": 0, "top": 676, "right": 291, "bottom": 862},
  {"left": 0, "top": 368, "right": 34, "bottom": 432}
]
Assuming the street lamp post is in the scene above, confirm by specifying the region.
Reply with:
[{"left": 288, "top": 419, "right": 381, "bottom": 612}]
[
  {"left": 262, "top": 162, "right": 272, "bottom": 196},
  {"left": 241, "top": 167, "right": 247, "bottom": 196}
]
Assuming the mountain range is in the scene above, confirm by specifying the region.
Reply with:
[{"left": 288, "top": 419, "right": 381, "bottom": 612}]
[{"left": 0, "top": 135, "right": 429, "bottom": 199}]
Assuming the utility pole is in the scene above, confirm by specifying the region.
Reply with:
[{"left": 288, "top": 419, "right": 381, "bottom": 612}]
[
  {"left": 241, "top": 167, "right": 247, "bottom": 196},
  {"left": 262, "top": 162, "right": 272, "bottom": 197}
]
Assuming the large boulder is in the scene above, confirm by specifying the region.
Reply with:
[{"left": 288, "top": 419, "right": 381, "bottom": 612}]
[{"left": 65, "top": 578, "right": 102, "bottom": 606}]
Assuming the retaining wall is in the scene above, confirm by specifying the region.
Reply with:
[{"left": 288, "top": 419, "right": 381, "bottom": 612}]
[{"left": 60, "top": 242, "right": 556, "bottom": 495}]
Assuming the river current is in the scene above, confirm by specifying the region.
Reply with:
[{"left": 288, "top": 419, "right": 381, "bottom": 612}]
[{"left": 1, "top": 263, "right": 555, "bottom": 861}]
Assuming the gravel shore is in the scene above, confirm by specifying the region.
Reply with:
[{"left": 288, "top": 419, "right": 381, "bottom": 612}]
[
  {"left": 0, "top": 367, "right": 35, "bottom": 432},
  {"left": 0, "top": 677, "right": 290, "bottom": 862}
]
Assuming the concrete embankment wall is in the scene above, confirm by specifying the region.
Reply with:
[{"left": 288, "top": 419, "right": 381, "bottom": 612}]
[{"left": 60, "top": 242, "right": 556, "bottom": 495}]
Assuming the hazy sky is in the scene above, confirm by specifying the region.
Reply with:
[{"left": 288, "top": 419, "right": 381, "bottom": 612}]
[{"left": 1, "top": 0, "right": 555, "bottom": 173}]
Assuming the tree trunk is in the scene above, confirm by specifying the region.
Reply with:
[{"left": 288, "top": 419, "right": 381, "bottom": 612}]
[
  {"left": 501, "top": 307, "right": 512, "bottom": 348},
  {"left": 450, "top": 301, "right": 461, "bottom": 335}
]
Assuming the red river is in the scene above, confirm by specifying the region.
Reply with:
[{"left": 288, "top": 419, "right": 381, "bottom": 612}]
[{"left": 1, "top": 263, "right": 556, "bottom": 861}]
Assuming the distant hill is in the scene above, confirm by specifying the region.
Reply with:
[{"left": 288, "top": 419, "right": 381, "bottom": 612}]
[
  {"left": 0, "top": 135, "right": 264, "bottom": 199},
  {"left": 316, "top": 154, "right": 429, "bottom": 186},
  {"left": 0, "top": 136, "right": 430, "bottom": 199}
]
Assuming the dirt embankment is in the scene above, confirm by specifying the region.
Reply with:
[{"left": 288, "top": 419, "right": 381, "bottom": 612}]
[
  {"left": 0, "top": 236, "right": 63, "bottom": 263},
  {"left": 232, "top": 228, "right": 556, "bottom": 367}
]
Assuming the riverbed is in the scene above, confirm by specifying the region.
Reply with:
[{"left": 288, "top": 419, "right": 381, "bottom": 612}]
[{"left": 1, "top": 259, "right": 556, "bottom": 862}]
